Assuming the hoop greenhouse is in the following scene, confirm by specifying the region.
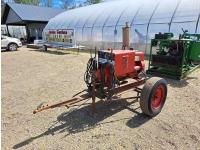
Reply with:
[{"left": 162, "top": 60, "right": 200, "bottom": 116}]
[{"left": 43, "top": 0, "right": 200, "bottom": 54}]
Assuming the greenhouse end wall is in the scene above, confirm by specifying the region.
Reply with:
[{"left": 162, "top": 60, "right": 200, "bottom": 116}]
[{"left": 43, "top": 0, "right": 200, "bottom": 55}]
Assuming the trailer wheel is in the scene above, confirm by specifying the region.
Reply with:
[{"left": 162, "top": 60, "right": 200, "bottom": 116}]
[{"left": 140, "top": 77, "right": 167, "bottom": 117}]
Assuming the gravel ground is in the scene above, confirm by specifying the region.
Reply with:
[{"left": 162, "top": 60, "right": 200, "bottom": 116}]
[{"left": 1, "top": 47, "right": 200, "bottom": 150}]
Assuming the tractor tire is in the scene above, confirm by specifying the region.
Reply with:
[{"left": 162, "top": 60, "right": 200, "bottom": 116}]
[
  {"left": 140, "top": 77, "right": 167, "bottom": 117},
  {"left": 8, "top": 43, "right": 18, "bottom": 51}
]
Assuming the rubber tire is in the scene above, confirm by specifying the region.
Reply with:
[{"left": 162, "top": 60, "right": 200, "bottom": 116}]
[
  {"left": 140, "top": 77, "right": 167, "bottom": 117},
  {"left": 8, "top": 43, "right": 18, "bottom": 51}
]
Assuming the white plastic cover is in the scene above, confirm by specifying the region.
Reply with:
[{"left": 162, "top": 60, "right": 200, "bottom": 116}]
[{"left": 43, "top": 0, "right": 200, "bottom": 54}]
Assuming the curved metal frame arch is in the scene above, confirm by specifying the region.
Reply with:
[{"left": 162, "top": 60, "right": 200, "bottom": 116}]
[
  {"left": 67, "top": 12, "right": 83, "bottom": 28},
  {"left": 90, "top": 5, "right": 112, "bottom": 48},
  {"left": 130, "top": 5, "right": 143, "bottom": 26},
  {"left": 101, "top": 6, "right": 120, "bottom": 49},
  {"left": 81, "top": 10, "right": 99, "bottom": 42},
  {"left": 168, "top": 0, "right": 182, "bottom": 32},
  {"left": 195, "top": 13, "right": 200, "bottom": 33},
  {"left": 72, "top": 9, "right": 96, "bottom": 41},
  {"left": 90, "top": 11, "right": 106, "bottom": 41},
  {"left": 145, "top": 0, "right": 161, "bottom": 54},
  {"left": 128, "top": 5, "right": 143, "bottom": 46},
  {"left": 90, "top": 17, "right": 105, "bottom": 42},
  {"left": 113, "top": 5, "right": 134, "bottom": 49}
]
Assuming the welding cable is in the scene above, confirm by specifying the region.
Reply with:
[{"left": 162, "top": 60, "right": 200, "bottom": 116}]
[
  {"left": 100, "top": 63, "right": 105, "bottom": 94},
  {"left": 109, "top": 62, "right": 120, "bottom": 87},
  {"left": 106, "top": 62, "right": 120, "bottom": 99},
  {"left": 98, "top": 62, "right": 120, "bottom": 98},
  {"left": 107, "top": 62, "right": 120, "bottom": 91},
  {"left": 84, "top": 57, "right": 97, "bottom": 88}
]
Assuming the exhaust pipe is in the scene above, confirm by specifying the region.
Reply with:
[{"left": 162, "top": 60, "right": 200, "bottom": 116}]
[{"left": 122, "top": 22, "right": 130, "bottom": 50}]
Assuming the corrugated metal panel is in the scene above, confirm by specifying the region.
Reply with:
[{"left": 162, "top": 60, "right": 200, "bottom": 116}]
[
  {"left": 7, "top": 3, "right": 65, "bottom": 22},
  {"left": 6, "top": 8, "right": 22, "bottom": 24}
]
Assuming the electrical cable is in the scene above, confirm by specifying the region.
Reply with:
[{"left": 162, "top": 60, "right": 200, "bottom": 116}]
[{"left": 84, "top": 57, "right": 97, "bottom": 88}]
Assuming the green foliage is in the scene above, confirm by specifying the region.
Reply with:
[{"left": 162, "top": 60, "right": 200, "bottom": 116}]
[
  {"left": 12, "top": 0, "right": 102, "bottom": 8},
  {"left": 14, "top": 0, "right": 39, "bottom": 5},
  {"left": 87, "top": 0, "right": 102, "bottom": 4},
  {"left": 60, "top": 0, "right": 73, "bottom": 9}
]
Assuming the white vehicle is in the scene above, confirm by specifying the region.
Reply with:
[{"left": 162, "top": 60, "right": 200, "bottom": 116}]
[{"left": 1, "top": 35, "right": 22, "bottom": 51}]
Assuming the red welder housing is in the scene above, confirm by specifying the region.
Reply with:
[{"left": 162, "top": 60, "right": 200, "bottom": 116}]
[
  {"left": 97, "top": 50, "right": 145, "bottom": 85},
  {"left": 113, "top": 50, "right": 144, "bottom": 77}
]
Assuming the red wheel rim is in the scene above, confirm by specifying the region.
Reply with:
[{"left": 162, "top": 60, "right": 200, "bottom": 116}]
[{"left": 151, "top": 84, "right": 165, "bottom": 110}]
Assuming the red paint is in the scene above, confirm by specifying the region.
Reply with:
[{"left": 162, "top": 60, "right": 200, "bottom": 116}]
[
  {"left": 151, "top": 85, "right": 165, "bottom": 109},
  {"left": 57, "top": 30, "right": 68, "bottom": 34},
  {"left": 49, "top": 31, "right": 56, "bottom": 34},
  {"left": 96, "top": 49, "right": 145, "bottom": 86}
]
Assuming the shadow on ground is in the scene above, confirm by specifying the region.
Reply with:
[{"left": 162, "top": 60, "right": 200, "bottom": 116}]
[
  {"left": 166, "top": 76, "right": 198, "bottom": 88},
  {"left": 1, "top": 49, "right": 18, "bottom": 53},
  {"left": 147, "top": 74, "right": 198, "bottom": 88},
  {"left": 30, "top": 49, "right": 71, "bottom": 55},
  {"left": 13, "top": 98, "right": 150, "bottom": 149},
  {"left": 126, "top": 114, "right": 150, "bottom": 128}
]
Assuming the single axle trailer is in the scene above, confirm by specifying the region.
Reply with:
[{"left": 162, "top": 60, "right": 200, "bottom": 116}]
[{"left": 33, "top": 49, "right": 168, "bottom": 117}]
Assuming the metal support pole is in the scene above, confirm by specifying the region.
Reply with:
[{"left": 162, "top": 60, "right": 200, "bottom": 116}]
[
  {"left": 6, "top": 24, "right": 10, "bottom": 37},
  {"left": 25, "top": 25, "right": 30, "bottom": 44}
]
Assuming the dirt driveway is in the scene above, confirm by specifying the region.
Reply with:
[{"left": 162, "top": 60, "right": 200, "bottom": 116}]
[{"left": 2, "top": 47, "right": 200, "bottom": 150}]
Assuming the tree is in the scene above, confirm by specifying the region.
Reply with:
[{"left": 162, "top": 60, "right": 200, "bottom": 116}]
[
  {"left": 33, "top": 0, "right": 40, "bottom": 6},
  {"left": 86, "top": 0, "right": 102, "bottom": 4},
  {"left": 45, "top": 0, "right": 52, "bottom": 7},
  {"left": 14, "top": 0, "right": 39, "bottom": 5},
  {"left": 60, "top": 0, "right": 75, "bottom": 9}
]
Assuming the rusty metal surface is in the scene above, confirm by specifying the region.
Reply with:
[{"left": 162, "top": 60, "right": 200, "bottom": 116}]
[
  {"left": 122, "top": 22, "right": 130, "bottom": 49},
  {"left": 114, "top": 79, "right": 145, "bottom": 94},
  {"left": 33, "top": 94, "right": 90, "bottom": 114},
  {"left": 33, "top": 78, "right": 146, "bottom": 114}
]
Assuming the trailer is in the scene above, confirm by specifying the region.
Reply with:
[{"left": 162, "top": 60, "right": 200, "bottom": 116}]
[{"left": 33, "top": 48, "right": 168, "bottom": 117}]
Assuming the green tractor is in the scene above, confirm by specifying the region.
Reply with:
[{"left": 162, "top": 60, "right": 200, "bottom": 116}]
[{"left": 147, "top": 29, "right": 200, "bottom": 79}]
